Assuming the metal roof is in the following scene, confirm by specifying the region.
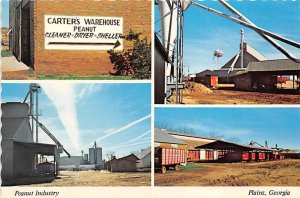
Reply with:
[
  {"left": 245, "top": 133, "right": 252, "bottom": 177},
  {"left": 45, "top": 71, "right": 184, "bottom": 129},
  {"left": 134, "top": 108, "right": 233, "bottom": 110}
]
[
  {"left": 196, "top": 140, "right": 274, "bottom": 152},
  {"left": 167, "top": 131, "right": 220, "bottom": 141},
  {"left": 137, "top": 147, "right": 151, "bottom": 159},
  {"left": 280, "top": 149, "right": 300, "bottom": 154},
  {"left": 196, "top": 69, "right": 212, "bottom": 77},
  {"left": 110, "top": 153, "right": 139, "bottom": 163},
  {"left": 222, "top": 43, "right": 267, "bottom": 69},
  {"left": 177, "top": 139, "right": 213, "bottom": 150},
  {"left": 154, "top": 128, "right": 187, "bottom": 145},
  {"left": 196, "top": 69, "right": 245, "bottom": 78},
  {"left": 246, "top": 59, "right": 300, "bottom": 72}
]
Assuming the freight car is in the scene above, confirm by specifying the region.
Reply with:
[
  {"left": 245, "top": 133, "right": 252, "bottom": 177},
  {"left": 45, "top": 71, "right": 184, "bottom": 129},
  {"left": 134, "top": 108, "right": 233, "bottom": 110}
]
[{"left": 155, "top": 147, "right": 185, "bottom": 173}]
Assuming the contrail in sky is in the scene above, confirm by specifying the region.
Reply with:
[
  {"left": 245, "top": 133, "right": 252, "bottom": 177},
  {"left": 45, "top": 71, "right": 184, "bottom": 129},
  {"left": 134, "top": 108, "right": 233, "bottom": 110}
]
[
  {"left": 86, "top": 114, "right": 151, "bottom": 148},
  {"left": 41, "top": 83, "right": 81, "bottom": 149}
]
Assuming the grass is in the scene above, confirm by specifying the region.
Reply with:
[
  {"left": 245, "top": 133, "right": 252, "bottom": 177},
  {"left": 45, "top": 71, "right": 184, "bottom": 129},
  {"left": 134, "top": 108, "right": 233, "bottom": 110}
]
[
  {"left": 182, "top": 163, "right": 207, "bottom": 171},
  {"left": 38, "top": 75, "right": 141, "bottom": 80},
  {"left": 1, "top": 50, "right": 13, "bottom": 57}
]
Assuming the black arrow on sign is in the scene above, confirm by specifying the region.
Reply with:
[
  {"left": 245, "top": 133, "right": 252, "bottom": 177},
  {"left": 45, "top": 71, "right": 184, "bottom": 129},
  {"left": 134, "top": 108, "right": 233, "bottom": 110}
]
[{"left": 48, "top": 40, "right": 122, "bottom": 49}]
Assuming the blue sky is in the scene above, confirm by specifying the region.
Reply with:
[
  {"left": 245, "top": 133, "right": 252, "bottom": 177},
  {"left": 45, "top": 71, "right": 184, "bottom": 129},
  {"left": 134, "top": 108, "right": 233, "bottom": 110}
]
[
  {"left": 155, "top": 108, "right": 300, "bottom": 150},
  {"left": 2, "top": 83, "right": 151, "bottom": 159},
  {"left": 1, "top": 0, "right": 9, "bottom": 27},
  {"left": 155, "top": 0, "right": 300, "bottom": 74}
]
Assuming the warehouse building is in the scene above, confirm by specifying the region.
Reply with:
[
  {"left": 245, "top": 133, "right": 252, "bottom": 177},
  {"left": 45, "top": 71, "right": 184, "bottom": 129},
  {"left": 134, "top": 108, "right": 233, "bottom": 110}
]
[
  {"left": 196, "top": 140, "right": 276, "bottom": 162},
  {"left": 59, "top": 156, "right": 83, "bottom": 170},
  {"left": 137, "top": 147, "right": 151, "bottom": 171},
  {"left": 9, "top": 0, "right": 151, "bottom": 76},
  {"left": 1, "top": 102, "right": 59, "bottom": 186},
  {"left": 106, "top": 154, "right": 139, "bottom": 172},
  {"left": 280, "top": 150, "right": 300, "bottom": 159},
  {"left": 59, "top": 145, "right": 103, "bottom": 171},
  {"left": 234, "top": 59, "right": 300, "bottom": 93},
  {"left": 154, "top": 129, "right": 188, "bottom": 150},
  {"left": 195, "top": 43, "right": 267, "bottom": 84}
]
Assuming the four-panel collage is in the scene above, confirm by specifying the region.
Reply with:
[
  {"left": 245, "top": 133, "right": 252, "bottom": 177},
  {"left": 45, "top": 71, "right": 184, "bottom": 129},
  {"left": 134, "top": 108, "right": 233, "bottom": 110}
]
[{"left": 1, "top": 0, "right": 300, "bottom": 197}]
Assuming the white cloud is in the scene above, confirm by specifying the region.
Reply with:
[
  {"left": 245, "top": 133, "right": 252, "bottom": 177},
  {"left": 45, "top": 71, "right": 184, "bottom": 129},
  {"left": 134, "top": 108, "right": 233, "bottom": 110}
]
[{"left": 40, "top": 83, "right": 81, "bottom": 149}]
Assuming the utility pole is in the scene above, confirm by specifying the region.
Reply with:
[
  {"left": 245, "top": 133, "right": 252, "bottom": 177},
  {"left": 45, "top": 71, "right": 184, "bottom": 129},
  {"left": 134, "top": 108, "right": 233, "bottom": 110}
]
[
  {"left": 241, "top": 29, "right": 244, "bottom": 69},
  {"left": 36, "top": 87, "right": 39, "bottom": 143}
]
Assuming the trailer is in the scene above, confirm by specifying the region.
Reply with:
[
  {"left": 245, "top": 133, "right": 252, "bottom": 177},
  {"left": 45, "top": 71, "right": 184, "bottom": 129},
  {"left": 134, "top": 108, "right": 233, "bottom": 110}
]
[
  {"left": 204, "top": 75, "right": 218, "bottom": 89},
  {"left": 155, "top": 147, "right": 185, "bottom": 173}
]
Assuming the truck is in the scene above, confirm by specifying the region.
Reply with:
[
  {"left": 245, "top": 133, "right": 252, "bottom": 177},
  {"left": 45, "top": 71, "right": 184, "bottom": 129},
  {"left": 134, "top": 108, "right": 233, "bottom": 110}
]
[{"left": 155, "top": 147, "right": 185, "bottom": 173}]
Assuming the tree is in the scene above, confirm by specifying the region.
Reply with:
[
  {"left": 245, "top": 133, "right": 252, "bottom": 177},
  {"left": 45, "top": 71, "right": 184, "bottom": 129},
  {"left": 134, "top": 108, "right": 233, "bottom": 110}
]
[
  {"left": 106, "top": 151, "right": 115, "bottom": 160},
  {"left": 107, "top": 30, "right": 151, "bottom": 79}
]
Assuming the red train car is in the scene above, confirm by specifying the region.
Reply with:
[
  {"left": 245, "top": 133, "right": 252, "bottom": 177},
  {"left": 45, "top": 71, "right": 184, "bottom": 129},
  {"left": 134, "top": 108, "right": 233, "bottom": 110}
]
[
  {"left": 155, "top": 148, "right": 185, "bottom": 173},
  {"left": 187, "top": 150, "right": 200, "bottom": 162}
]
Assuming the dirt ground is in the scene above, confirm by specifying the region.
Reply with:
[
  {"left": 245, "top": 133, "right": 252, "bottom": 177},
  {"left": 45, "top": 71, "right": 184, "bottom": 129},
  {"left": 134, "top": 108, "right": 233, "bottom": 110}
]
[
  {"left": 29, "top": 171, "right": 151, "bottom": 186},
  {"left": 175, "top": 83, "right": 300, "bottom": 104},
  {"left": 1, "top": 28, "right": 9, "bottom": 50},
  {"left": 155, "top": 159, "right": 300, "bottom": 186}
]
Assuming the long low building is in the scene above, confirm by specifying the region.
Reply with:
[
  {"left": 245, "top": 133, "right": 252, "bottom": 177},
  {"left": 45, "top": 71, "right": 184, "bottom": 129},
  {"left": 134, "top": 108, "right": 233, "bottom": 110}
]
[
  {"left": 195, "top": 43, "right": 267, "bottom": 84},
  {"left": 234, "top": 59, "right": 300, "bottom": 93},
  {"left": 106, "top": 154, "right": 139, "bottom": 172},
  {"left": 155, "top": 128, "right": 287, "bottom": 164}
]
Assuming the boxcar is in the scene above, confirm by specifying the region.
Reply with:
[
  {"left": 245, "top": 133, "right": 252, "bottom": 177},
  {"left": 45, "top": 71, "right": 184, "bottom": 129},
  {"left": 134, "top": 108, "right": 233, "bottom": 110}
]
[{"left": 155, "top": 147, "right": 185, "bottom": 173}]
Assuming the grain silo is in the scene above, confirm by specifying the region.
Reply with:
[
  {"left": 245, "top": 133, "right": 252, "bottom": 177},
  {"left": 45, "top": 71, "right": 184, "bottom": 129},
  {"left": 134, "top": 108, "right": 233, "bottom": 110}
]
[{"left": 89, "top": 143, "right": 103, "bottom": 165}]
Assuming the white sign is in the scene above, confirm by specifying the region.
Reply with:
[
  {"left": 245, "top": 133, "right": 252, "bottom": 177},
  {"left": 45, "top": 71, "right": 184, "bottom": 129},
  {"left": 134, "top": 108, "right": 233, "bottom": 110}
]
[{"left": 45, "top": 15, "right": 123, "bottom": 50}]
